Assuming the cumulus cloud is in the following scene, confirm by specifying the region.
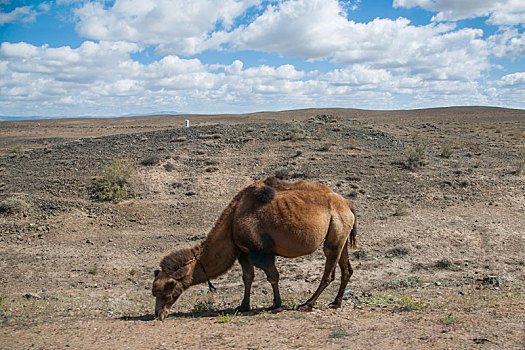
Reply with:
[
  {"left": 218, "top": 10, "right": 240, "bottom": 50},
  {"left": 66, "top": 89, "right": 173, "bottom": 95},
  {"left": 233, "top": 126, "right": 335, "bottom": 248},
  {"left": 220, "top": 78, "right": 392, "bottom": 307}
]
[
  {"left": 1, "top": 0, "right": 524, "bottom": 117},
  {"left": 497, "top": 72, "right": 525, "bottom": 86},
  {"left": 488, "top": 72, "right": 525, "bottom": 109},
  {"left": 0, "top": 5, "right": 42, "bottom": 25},
  {"left": 74, "top": 0, "right": 261, "bottom": 55},
  {"left": 227, "top": 0, "right": 350, "bottom": 59},
  {"left": 67, "top": 0, "right": 513, "bottom": 83},
  {"left": 1, "top": 38, "right": 507, "bottom": 118},
  {"left": 489, "top": 28, "right": 525, "bottom": 57},
  {"left": 226, "top": 1, "right": 490, "bottom": 82},
  {"left": 0, "top": 40, "right": 322, "bottom": 116},
  {"left": 393, "top": 0, "right": 525, "bottom": 25}
]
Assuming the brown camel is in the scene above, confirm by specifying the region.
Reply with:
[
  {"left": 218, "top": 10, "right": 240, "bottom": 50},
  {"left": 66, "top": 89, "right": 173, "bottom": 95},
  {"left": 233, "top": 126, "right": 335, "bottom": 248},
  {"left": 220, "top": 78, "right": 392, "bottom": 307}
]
[{"left": 152, "top": 177, "right": 357, "bottom": 320}]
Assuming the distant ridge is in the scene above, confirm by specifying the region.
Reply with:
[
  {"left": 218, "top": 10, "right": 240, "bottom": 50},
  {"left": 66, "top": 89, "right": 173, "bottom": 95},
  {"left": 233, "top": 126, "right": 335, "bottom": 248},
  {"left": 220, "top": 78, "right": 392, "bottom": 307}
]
[
  {"left": 0, "top": 111, "right": 185, "bottom": 122},
  {"left": 1, "top": 106, "right": 523, "bottom": 122}
]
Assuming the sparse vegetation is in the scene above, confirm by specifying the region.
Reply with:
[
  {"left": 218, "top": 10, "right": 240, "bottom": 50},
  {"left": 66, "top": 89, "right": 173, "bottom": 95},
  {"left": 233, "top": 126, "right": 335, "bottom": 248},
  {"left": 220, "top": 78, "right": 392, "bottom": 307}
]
[
  {"left": 192, "top": 295, "right": 215, "bottom": 313},
  {"left": 0, "top": 197, "right": 28, "bottom": 215},
  {"left": 285, "top": 122, "right": 309, "bottom": 141},
  {"left": 385, "top": 245, "right": 411, "bottom": 257},
  {"left": 2, "top": 108, "right": 524, "bottom": 348},
  {"left": 385, "top": 275, "right": 421, "bottom": 289},
  {"left": 363, "top": 294, "right": 424, "bottom": 312},
  {"left": 439, "top": 142, "right": 454, "bottom": 158},
  {"left": 330, "top": 329, "right": 351, "bottom": 339},
  {"left": 316, "top": 142, "right": 333, "bottom": 152},
  {"left": 216, "top": 310, "right": 238, "bottom": 323},
  {"left": 403, "top": 145, "right": 426, "bottom": 170},
  {"left": 164, "top": 162, "right": 175, "bottom": 172},
  {"left": 0, "top": 295, "right": 13, "bottom": 317},
  {"left": 393, "top": 203, "right": 410, "bottom": 217},
  {"left": 140, "top": 155, "right": 160, "bottom": 166},
  {"left": 95, "top": 158, "right": 138, "bottom": 203},
  {"left": 513, "top": 159, "right": 524, "bottom": 175},
  {"left": 441, "top": 312, "right": 455, "bottom": 325},
  {"left": 435, "top": 257, "right": 453, "bottom": 269},
  {"left": 394, "top": 295, "right": 423, "bottom": 312},
  {"left": 8, "top": 144, "right": 24, "bottom": 154},
  {"left": 401, "top": 132, "right": 427, "bottom": 170},
  {"left": 274, "top": 166, "right": 291, "bottom": 179}
]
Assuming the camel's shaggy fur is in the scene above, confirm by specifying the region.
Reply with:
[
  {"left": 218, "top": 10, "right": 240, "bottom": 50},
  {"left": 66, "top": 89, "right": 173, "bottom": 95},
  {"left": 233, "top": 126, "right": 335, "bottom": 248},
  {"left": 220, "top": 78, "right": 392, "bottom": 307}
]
[{"left": 152, "top": 177, "right": 357, "bottom": 320}]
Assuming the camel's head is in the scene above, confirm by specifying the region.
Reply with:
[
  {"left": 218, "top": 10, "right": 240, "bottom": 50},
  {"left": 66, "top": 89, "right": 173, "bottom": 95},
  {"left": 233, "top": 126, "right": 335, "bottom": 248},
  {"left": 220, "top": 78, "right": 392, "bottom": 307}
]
[{"left": 152, "top": 269, "right": 184, "bottom": 321}]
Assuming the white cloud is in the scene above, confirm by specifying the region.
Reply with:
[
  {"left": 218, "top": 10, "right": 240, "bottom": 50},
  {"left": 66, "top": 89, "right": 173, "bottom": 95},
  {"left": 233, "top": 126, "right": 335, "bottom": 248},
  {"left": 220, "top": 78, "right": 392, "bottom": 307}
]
[
  {"left": 0, "top": 41, "right": 322, "bottom": 116},
  {"left": 227, "top": 0, "right": 350, "bottom": 59},
  {"left": 489, "top": 28, "right": 525, "bottom": 57},
  {"left": 497, "top": 72, "right": 525, "bottom": 86},
  {"left": 2, "top": 39, "right": 510, "bottom": 118},
  {"left": 0, "top": 6, "right": 38, "bottom": 25},
  {"left": 393, "top": 0, "right": 525, "bottom": 25},
  {"left": 487, "top": 72, "right": 525, "bottom": 109},
  {"left": 226, "top": 1, "right": 490, "bottom": 82},
  {"left": 74, "top": 0, "right": 261, "bottom": 55},
  {"left": 1, "top": 0, "right": 524, "bottom": 117},
  {"left": 68, "top": 0, "right": 513, "bottom": 84}
]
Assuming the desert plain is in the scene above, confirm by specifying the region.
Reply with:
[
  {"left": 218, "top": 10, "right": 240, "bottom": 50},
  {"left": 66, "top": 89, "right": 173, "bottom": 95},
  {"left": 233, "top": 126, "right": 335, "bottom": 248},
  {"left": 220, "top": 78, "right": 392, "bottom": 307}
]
[{"left": 0, "top": 107, "right": 524, "bottom": 349}]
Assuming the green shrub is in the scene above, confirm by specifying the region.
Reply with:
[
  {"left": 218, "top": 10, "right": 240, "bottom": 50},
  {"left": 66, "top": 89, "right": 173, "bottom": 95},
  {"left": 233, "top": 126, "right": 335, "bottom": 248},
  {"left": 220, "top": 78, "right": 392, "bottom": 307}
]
[
  {"left": 95, "top": 158, "right": 138, "bottom": 203},
  {"left": 216, "top": 310, "right": 238, "bottom": 323},
  {"left": 395, "top": 295, "right": 423, "bottom": 312}
]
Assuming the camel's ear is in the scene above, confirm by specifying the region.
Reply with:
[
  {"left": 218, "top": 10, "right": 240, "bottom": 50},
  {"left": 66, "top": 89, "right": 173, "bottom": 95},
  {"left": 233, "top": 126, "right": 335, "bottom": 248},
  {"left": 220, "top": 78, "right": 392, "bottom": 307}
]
[
  {"left": 154, "top": 269, "right": 160, "bottom": 278},
  {"left": 170, "top": 264, "right": 191, "bottom": 280}
]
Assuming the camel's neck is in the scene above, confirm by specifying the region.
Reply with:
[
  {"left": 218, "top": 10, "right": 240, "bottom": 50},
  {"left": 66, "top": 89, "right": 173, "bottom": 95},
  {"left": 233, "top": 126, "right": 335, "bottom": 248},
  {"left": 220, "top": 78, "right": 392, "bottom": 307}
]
[{"left": 188, "top": 197, "right": 240, "bottom": 287}]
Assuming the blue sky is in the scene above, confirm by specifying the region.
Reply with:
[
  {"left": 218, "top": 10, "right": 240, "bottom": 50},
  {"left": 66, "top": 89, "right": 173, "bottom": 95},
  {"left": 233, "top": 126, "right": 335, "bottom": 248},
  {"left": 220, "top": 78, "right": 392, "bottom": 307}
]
[{"left": 1, "top": 0, "right": 524, "bottom": 118}]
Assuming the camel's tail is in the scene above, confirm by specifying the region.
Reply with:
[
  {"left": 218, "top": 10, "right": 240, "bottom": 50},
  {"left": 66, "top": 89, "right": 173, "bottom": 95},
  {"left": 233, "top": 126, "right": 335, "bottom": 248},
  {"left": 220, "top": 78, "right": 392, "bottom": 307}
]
[{"left": 349, "top": 206, "right": 357, "bottom": 249}]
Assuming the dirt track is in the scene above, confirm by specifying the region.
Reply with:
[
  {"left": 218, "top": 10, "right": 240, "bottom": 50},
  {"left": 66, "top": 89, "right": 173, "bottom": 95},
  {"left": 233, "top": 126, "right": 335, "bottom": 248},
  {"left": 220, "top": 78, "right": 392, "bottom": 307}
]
[{"left": 1, "top": 107, "right": 524, "bottom": 349}]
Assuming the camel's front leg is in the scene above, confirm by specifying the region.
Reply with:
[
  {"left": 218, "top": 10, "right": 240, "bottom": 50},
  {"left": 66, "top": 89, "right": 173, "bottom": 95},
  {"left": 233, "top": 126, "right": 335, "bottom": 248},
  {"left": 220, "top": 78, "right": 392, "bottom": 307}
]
[
  {"left": 237, "top": 252, "right": 254, "bottom": 312},
  {"left": 261, "top": 263, "right": 282, "bottom": 310}
]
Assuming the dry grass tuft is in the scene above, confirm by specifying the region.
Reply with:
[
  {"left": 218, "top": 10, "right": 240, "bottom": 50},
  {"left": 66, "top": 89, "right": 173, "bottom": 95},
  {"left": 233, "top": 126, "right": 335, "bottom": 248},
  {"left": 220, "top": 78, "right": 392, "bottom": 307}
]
[
  {"left": 513, "top": 159, "right": 524, "bottom": 175},
  {"left": 439, "top": 143, "right": 454, "bottom": 158},
  {"left": 393, "top": 203, "right": 410, "bottom": 217}
]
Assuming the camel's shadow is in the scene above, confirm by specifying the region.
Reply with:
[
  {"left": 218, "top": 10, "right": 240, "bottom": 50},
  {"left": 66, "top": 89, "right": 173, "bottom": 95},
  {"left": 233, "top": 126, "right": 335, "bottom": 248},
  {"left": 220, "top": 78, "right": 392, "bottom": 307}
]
[{"left": 119, "top": 306, "right": 289, "bottom": 322}]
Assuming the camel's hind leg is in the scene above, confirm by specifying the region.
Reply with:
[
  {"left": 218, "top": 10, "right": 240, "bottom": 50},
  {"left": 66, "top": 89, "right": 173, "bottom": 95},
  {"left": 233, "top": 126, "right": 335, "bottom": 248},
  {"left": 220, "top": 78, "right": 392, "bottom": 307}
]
[
  {"left": 329, "top": 240, "right": 353, "bottom": 309},
  {"left": 238, "top": 252, "right": 255, "bottom": 312},
  {"left": 298, "top": 241, "right": 344, "bottom": 311},
  {"left": 299, "top": 216, "right": 350, "bottom": 312}
]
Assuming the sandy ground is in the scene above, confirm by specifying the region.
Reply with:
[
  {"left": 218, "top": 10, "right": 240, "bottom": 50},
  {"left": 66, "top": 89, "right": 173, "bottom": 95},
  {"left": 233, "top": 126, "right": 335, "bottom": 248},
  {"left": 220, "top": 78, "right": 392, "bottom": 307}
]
[{"left": 1, "top": 107, "right": 524, "bottom": 349}]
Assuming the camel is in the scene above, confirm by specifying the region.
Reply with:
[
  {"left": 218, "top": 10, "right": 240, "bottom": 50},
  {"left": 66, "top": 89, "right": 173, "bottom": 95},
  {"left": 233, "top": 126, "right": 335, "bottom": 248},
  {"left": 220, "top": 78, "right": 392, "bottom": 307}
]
[{"left": 152, "top": 177, "right": 357, "bottom": 320}]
